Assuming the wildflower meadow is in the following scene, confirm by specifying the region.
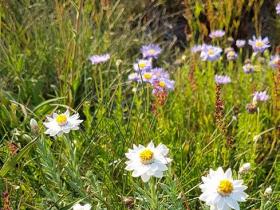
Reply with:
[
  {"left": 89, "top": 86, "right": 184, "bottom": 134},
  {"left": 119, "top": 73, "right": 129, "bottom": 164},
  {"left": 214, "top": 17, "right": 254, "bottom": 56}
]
[{"left": 0, "top": 1, "right": 280, "bottom": 209}]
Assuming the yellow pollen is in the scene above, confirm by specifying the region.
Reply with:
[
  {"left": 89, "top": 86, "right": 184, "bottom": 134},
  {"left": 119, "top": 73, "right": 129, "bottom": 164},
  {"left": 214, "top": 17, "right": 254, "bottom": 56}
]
[
  {"left": 217, "top": 179, "right": 233, "bottom": 196},
  {"left": 148, "top": 49, "right": 156, "bottom": 54},
  {"left": 255, "top": 41, "right": 264, "bottom": 48},
  {"left": 208, "top": 49, "right": 214, "bottom": 55},
  {"left": 139, "top": 62, "right": 146, "bottom": 69},
  {"left": 56, "top": 114, "right": 68, "bottom": 126},
  {"left": 159, "top": 81, "right": 166, "bottom": 87},
  {"left": 143, "top": 73, "right": 152, "bottom": 79},
  {"left": 139, "top": 149, "right": 154, "bottom": 164}
]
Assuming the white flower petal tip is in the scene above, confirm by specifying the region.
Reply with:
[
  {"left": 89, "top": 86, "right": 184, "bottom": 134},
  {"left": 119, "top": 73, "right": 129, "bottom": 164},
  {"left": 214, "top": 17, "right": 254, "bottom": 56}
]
[{"left": 72, "top": 203, "right": 91, "bottom": 210}]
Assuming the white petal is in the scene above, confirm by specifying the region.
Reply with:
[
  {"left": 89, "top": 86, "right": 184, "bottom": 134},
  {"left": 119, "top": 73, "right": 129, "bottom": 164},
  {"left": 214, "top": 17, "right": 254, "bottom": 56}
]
[{"left": 141, "top": 174, "right": 151, "bottom": 182}]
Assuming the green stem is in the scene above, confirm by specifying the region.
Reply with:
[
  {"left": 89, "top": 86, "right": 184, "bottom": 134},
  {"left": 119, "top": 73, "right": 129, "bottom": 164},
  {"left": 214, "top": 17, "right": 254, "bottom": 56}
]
[{"left": 149, "top": 178, "right": 158, "bottom": 210}]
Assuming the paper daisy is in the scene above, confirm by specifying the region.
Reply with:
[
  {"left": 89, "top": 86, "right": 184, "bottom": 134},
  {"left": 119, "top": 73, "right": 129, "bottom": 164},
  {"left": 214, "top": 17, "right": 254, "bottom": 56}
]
[
  {"left": 133, "top": 59, "right": 152, "bottom": 72},
  {"left": 199, "top": 167, "right": 248, "bottom": 210},
  {"left": 200, "top": 45, "right": 222, "bottom": 61},
  {"left": 89, "top": 53, "right": 110, "bottom": 64},
  {"left": 72, "top": 203, "right": 91, "bottom": 210},
  {"left": 141, "top": 44, "right": 162, "bottom": 59},
  {"left": 125, "top": 142, "right": 172, "bottom": 182},
  {"left": 44, "top": 110, "right": 83, "bottom": 137},
  {"left": 248, "top": 36, "right": 270, "bottom": 53}
]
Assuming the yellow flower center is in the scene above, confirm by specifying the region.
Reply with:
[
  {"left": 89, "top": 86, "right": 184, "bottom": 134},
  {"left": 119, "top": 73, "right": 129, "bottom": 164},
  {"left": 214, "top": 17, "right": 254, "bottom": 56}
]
[
  {"left": 143, "top": 73, "right": 152, "bottom": 80},
  {"left": 56, "top": 114, "right": 68, "bottom": 126},
  {"left": 228, "top": 51, "right": 235, "bottom": 56},
  {"left": 208, "top": 49, "right": 214, "bottom": 55},
  {"left": 139, "top": 149, "right": 154, "bottom": 164},
  {"left": 148, "top": 49, "right": 156, "bottom": 55},
  {"left": 217, "top": 179, "right": 234, "bottom": 196},
  {"left": 139, "top": 62, "right": 146, "bottom": 69},
  {"left": 255, "top": 41, "right": 264, "bottom": 48},
  {"left": 159, "top": 81, "right": 166, "bottom": 87}
]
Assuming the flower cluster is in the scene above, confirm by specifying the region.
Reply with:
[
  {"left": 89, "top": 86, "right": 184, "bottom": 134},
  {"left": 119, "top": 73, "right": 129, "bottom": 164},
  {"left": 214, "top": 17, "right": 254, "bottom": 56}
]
[{"left": 129, "top": 44, "right": 175, "bottom": 94}]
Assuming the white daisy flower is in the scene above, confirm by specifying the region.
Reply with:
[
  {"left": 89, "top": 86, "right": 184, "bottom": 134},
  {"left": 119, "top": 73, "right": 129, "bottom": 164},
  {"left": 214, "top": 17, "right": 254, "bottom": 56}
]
[
  {"left": 72, "top": 203, "right": 91, "bottom": 210},
  {"left": 199, "top": 167, "right": 248, "bottom": 210},
  {"left": 125, "top": 142, "right": 172, "bottom": 182},
  {"left": 44, "top": 110, "right": 83, "bottom": 137}
]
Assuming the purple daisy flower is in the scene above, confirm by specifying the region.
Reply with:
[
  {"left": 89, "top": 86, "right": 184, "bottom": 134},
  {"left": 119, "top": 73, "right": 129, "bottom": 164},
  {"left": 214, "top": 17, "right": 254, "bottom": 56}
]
[
  {"left": 200, "top": 45, "right": 222, "bottom": 61},
  {"left": 269, "top": 55, "right": 280, "bottom": 69},
  {"left": 243, "top": 63, "right": 255, "bottom": 74},
  {"left": 276, "top": 3, "right": 280, "bottom": 15},
  {"left": 141, "top": 44, "right": 162, "bottom": 59},
  {"left": 191, "top": 44, "right": 204, "bottom": 53},
  {"left": 128, "top": 72, "right": 140, "bottom": 81},
  {"left": 248, "top": 36, "right": 270, "bottom": 53},
  {"left": 226, "top": 49, "right": 238, "bottom": 61},
  {"left": 236, "top": 39, "right": 246, "bottom": 48},
  {"left": 152, "top": 78, "right": 175, "bottom": 94},
  {"left": 89, "top": 53, "right": 110, "bottom": 64},
  {"left": 253, "top": 91, "right": 269, "bottom": 102},
  {"left": 209, "top": 30, "right": 225, "bottom": 39},
  {"left": 139, "top": 71, "right": 154, "bottom": 83},
  {"left": 215, "top": 75, "right": 231, "bottom": 85},
  {"left": 133, "top": 59, "right": 152, "bottom": 71},
  {"left": 150, "top": 67, "right": 170, "bottom": 79}
]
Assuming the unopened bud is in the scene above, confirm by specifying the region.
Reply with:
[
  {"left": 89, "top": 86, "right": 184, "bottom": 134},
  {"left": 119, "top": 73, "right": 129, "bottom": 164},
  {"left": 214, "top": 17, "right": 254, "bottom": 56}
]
[
  {"left": 264, "top": 186, "right": 272, "bottom": 196},
  {"left": 239, "top": 163, "right": 251, "bottom": 174},
  {"left": 116, "top": 59, "right": 122, "bottom": 67},
  {"left": 30, "top": 118, "right": 39, "bottom": 134},
  {"left": 122, "top": 196, "right": 134, "bottom": 209}
]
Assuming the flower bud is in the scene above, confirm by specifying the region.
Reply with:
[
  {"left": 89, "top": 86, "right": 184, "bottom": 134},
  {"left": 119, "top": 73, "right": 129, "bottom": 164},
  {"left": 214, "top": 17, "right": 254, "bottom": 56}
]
[
  {"left": 264, "top": 186, "right": 272, "bottom": 196},
  {"left": 239, "top": 163, "right": 251, "bottom": 174},
  {"left": 30, "top": 118, "right": 39, "bottom": 134}
]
